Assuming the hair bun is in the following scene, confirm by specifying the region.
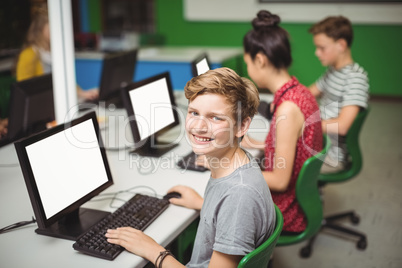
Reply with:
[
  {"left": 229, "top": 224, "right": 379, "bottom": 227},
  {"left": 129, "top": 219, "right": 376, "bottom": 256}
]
[{"left": 252, "top": 10, "right": 280, "bottom": 31}]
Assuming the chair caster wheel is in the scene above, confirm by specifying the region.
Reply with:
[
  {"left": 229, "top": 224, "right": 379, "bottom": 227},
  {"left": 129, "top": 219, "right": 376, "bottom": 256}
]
[
  {"left": 351, "top": 214, "right": 360, "bottom": 225},
  {"left": 357, "top": 238, "right": 367, "bottom": 250},
  {"left": 300, "top": 245, "right": 312, "bottom": 258}
]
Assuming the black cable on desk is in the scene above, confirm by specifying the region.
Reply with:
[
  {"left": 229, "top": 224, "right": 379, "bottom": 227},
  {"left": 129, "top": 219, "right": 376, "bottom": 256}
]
[{"left": 0, "top": 217, "right": 36, "bottom": 234}]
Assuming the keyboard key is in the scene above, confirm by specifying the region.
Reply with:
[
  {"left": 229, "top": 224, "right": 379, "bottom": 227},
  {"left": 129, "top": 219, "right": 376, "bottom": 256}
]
[{"left": 72, "top": 194, "right": 169, "bottom": 260}]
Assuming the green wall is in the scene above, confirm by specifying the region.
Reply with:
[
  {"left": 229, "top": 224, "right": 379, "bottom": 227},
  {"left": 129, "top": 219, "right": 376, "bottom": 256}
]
[{"left": 156, "top": 0, "right": 402, "bottom": 97}]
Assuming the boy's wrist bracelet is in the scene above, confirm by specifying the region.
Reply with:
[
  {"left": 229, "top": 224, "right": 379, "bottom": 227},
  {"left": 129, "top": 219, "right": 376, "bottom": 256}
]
[{"left": 154, "top": 250, "right": 174, "bottom": 268}]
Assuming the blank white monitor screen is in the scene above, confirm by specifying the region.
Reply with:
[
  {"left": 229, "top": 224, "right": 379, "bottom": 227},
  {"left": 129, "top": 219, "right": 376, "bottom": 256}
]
[
  {"left": 196, "top": 58, "right": 210, "bottom": 75},
  {"left": 25, "top": 119, "right": 109, "bottom": 219},
  {"left": 128, "top": 77, "right": 175, "bottom": 140}
]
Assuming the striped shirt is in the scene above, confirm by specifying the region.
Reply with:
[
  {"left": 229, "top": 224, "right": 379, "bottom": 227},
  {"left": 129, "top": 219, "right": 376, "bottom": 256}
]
[
  {"left": 316, "top": 62, "right": 369, "bottom": 120},
  {"left": 316, "top": 62, "right": 369, "bottom": 163}
]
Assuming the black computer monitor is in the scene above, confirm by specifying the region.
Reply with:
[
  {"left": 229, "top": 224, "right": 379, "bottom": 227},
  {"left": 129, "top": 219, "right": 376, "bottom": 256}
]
[
  {"left": 121, "top": 72, "right": 180, "bottom": 157},
  {"left": 14, "top": 111, "right": 113, "bottom": 240},
  {"left": 191, "top": 52, "right": 211, "bottom": 77},
  {"left": 7, "top": 74, "right": 55, "bottom": 142},
  {"left": 98, "top": 49, "right": 138, "bottom": 106}
]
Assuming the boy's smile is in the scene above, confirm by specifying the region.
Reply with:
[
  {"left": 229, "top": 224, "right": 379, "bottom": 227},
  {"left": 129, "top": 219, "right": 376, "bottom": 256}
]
[{"left": 192, "top": 134, "right": 214, "bottom": 143}]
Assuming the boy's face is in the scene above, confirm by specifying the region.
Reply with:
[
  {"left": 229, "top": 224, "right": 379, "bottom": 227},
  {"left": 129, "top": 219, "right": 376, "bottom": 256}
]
[
  {"left": 185, "top": 93, "right": 240, "bottom": 159},
  {"left": 313, "top": 33, "right": 343, "bottom": 67}
]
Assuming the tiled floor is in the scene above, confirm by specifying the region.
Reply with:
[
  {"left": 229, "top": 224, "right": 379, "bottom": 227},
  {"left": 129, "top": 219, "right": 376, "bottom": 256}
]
[{"left": 271, "top": 99, "right": 402, "bottom": 268}]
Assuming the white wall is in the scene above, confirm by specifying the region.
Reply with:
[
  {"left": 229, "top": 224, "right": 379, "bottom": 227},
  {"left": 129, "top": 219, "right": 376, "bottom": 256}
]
[{"left": 184, "top": 0, "right": 402, "bottom": 24}]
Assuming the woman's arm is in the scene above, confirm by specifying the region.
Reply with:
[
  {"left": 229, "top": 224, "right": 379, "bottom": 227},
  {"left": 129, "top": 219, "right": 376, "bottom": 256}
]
[
  {"left": 262, "top": 101, "right": 304, "bottom": 192},
  {"left": 77, "top": 85, "right": 99, "bottom": 101},
  {"left": 241, "top": 134, "right": 265, "bottom": 150}
]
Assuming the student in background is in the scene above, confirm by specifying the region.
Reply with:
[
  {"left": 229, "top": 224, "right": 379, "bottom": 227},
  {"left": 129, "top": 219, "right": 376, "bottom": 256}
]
[
  {"left": 308, "top": 16, "right": 369, "bottom": 172},
  {"left": 106, "top": 68, "right": 276, "bottom": 268},
  {"left": 16, "top": 7, "right": 98, "bottom": 100},
  {"left": 0, "top": 118, "right": 7, "bottom": 138},
  {"left": 241, "top": 10, "right": 323, "bottom": 234}
]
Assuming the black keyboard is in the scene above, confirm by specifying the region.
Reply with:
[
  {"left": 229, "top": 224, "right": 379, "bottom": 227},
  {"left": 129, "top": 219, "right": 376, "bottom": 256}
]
[
  {"left": 73, "top": 194, "right": 169, "bottom": 260},
  {"left": 177, "top": 152, "right": 208, "bottom": 172}
]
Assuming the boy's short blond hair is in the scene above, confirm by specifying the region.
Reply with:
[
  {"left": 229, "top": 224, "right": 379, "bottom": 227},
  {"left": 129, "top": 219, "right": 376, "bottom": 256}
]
[
  {"left": 184, "top": 67, "right": 259, "bottom": 123},
  {"left": 309, "top": 16, "right": 353, "bottom": 47}
]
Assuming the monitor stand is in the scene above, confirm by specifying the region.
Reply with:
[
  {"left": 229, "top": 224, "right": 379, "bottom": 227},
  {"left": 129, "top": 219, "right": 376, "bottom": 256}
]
[
  {"left": 35, "top": 207, "right": 110, "bottom": 241},
  {"left": 130, "top": 138, "right": 178, "bottom": 157}
]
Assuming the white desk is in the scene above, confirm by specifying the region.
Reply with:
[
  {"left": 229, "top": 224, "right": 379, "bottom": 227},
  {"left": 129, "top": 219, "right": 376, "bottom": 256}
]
[{"left": 0, "top": 91, "right": 271, "bottom": 268}]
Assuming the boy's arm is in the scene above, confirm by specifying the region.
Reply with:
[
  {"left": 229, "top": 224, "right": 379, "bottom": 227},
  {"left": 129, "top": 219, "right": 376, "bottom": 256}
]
[
  {"left": 209, "top": 251, "right": 243, "bottom": 268},
  {"left": 326, "top": 69, "right": 369, "bottom": 136},
  {"left": 166, "top": 185, "right": 204, "bottom": 210},
  {"left": 309, "top": 83, "right": 322, "bottom": 97},
  {"left": 156, "top": 249, "right": 242, "bottom": 268},
  {"left": 322, "top": 105, "right": 360, "bottom": 136},
  {"left": 106, "top": 227, "right": 185, "bottom": 268},
  {"left": 262, "top": 101, "right": 304, "bottom": 192}
]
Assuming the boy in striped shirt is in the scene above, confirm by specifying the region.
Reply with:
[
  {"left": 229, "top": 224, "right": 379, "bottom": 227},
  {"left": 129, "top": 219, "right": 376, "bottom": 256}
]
[{"left": 308, "top": 16, "right": 369, "bottom": 172}]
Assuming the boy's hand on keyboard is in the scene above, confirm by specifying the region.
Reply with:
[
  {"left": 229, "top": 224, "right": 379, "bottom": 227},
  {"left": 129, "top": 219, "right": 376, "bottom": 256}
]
[
  {"left": 105, "top": 227, "right": 165, "bottom": 262},
  {"left": 166, "top": 185, "right": 204, "bottom": 210}
]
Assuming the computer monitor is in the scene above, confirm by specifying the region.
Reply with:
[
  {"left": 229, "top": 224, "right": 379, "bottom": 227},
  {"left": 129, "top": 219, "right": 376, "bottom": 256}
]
[
  {"left": 191, "top": 52, "right": 211, "bottom": 77},
  {"left": 14, "top": 111, "right": 113, "bottom": 240},
  {"left": 7, "top": 74, "right": 55, "bottom": 142},
  {"left": 98, "top": 49, "right": 138, "bottom": 105},
  {"left": 121, "top": 72, "right": 180, "bottom": 157}
]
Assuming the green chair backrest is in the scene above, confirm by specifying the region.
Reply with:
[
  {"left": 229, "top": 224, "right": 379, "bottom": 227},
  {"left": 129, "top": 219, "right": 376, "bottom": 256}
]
[
  {"left": 238, "top": 204, "right": 284, "bottom": 268},
  {"left": 0, "top": 75, "right": 16, "bottom": 118},
  {"left": 277, "top": 134, "right": 331, "bottom": 246},
  {"left": 319, "top": 107, "right": 370, "bottom": 183}
]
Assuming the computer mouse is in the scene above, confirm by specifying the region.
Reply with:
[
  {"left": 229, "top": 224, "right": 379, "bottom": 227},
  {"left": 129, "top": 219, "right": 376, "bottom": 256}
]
[{"left": 163, "top": 191, "right": 182, "bottom": 200}]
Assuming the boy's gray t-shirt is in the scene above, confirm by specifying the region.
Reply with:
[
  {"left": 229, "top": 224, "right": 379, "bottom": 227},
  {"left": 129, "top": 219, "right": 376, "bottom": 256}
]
[{"left": 186, "top": 152, "right": 276, "bottom": 268}]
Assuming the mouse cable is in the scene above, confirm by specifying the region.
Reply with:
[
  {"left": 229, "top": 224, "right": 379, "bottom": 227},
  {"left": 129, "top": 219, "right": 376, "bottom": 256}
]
[
  {"left": 89, "top": 185, "right": 156, "bottom": 201},
  {"left": 0, "top": 217, "right": 36, "bottom": 234},
  {"left": 88, "top": 185, "right": 158, "bottom": 208}
]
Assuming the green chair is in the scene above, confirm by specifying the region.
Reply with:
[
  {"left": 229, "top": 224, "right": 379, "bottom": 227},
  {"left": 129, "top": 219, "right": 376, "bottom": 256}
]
[
  {"left": 305, "top": 108, "right": 370, "bottom": 255},
  {"left": 276, "top": 134, "right": 331, "bottom": 257},
  {"left": 238, "top": 204, "right": 284, "bottom": 268},
  {"left": 0, "top": 75, "right": 15, "bottom": 118}
]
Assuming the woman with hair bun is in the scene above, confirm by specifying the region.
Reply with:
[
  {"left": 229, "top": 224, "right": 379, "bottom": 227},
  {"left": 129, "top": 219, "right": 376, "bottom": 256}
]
[{"left": 242, "top": 10, "right": 323, "bottom": 234}]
